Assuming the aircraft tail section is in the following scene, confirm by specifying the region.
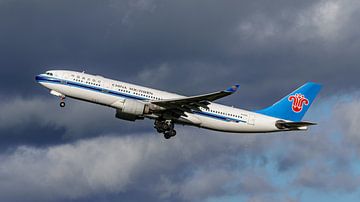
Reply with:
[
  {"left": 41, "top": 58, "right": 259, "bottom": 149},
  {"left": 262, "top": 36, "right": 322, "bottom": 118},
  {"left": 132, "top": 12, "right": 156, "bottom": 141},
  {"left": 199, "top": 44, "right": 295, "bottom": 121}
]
[{"left": 257, "top": 82, "right": 322, "bottom": 122}]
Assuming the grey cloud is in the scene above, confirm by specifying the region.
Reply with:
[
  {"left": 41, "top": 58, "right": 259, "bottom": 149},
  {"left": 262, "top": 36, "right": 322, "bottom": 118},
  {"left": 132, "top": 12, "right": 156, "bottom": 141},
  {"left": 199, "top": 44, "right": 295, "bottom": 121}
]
[
  {"left": 246, "top": 195, "right": 300, "bottom": 202},
  {"left": 0, "top": 96, "right": 150, "bottom": 146},
  {"left": 236, "top": 0, "right": 360, "bottom": 43},
  {"left": 167, "top": 169, "right": 235, "bottom": 201},
  {"left": 0, "top": 132, "right": 268, "bottom": 202},
  {"left": 1, "top": 89, "right": 360, "bottom": 202},
  {"left": 135, "top": 63, "right": 171, "bottom": 86},
  {"left": 1, "top": 92, "right": 360, "bottom": 201},
  {"left": 0, "top": 136, "right": 147, "bottom": 201},
  {"left": 334, "top": 95, "right": 360, "bottom": 150},
  {"left": 294, "top": 163, "right": 360, "bottom": 192},
  {"left": 237, "top": 170, "right": 276, "bottom": 195}
]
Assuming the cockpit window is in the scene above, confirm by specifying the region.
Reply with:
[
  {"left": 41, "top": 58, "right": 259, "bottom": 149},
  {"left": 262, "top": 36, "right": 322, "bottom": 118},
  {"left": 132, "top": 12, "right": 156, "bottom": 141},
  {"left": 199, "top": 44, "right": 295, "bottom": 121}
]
[{"left": 46, "top": 72, "right": 53, "bottom": 76}]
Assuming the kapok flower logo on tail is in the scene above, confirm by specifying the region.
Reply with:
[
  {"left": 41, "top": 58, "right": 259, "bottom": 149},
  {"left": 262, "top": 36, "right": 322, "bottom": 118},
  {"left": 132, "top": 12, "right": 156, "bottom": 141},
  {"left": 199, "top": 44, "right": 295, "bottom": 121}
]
[{"left": 288, "top": 93, "right": 309, "bottom": 113}]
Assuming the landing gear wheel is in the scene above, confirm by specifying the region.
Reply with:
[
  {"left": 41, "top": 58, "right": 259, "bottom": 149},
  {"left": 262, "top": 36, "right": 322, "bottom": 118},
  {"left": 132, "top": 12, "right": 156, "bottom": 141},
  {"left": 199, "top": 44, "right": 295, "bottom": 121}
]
[
  {"left": 170, "top": 130, "right": 176, "bottom": 137},
  {"left": 164, "top": 132, "right": 171, "bottom": 139},
  {"left": 60, "top": 102, "right": 65, "bottom": 108},
  {"left": 163, "top": 130, "right": 176, "bottom": 139},
  {"left": 161, "top": 123, "right": 170, "bottom": 131}
]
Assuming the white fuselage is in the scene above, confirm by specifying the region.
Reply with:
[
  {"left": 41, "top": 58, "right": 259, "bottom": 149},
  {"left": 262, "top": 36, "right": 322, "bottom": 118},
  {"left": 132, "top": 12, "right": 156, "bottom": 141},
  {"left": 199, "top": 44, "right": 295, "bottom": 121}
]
[{"left": 36, "top": 70, "right": 282, "bottom": 133}]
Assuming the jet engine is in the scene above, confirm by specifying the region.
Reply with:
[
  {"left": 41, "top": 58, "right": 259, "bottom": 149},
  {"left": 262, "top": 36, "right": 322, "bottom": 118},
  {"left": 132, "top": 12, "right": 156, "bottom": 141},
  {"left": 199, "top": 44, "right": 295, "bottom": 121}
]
[{"left": 115, "top": 99, "right": 150, "bottom": 121}]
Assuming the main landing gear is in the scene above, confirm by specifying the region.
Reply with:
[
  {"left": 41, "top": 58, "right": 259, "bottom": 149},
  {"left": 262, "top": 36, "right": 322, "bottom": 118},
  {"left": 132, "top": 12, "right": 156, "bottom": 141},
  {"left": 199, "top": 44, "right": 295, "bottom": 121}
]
[{"left": 154, "top": 119, "right": 177, "bottom": 139}]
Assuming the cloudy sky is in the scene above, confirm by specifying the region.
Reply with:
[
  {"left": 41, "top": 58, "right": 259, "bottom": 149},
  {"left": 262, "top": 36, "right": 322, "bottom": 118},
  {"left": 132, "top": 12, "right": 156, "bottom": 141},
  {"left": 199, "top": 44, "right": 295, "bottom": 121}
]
[{"left": 0, "top": 0, "right": 360, "bottom": 201}]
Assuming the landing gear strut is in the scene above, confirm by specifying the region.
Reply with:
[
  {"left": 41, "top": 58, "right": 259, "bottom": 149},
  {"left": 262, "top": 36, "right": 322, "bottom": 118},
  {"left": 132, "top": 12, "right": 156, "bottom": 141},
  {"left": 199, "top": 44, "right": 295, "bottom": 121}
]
[{"left": 154, "top": 119, "right": 177, "bottom": 139}]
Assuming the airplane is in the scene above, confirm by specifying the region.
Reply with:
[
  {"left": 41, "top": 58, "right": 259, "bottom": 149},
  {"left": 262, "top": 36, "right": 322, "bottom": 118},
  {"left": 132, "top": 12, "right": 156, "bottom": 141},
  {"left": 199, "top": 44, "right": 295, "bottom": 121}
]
[{"left": 35, "top": 70, "right": 322, "bottom": 139}]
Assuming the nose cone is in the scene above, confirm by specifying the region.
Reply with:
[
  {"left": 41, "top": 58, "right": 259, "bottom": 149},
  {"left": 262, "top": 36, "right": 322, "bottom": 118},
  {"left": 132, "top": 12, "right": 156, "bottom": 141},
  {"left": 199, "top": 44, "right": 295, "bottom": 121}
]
[
  {"left": 35, "top": 74, "right": 48, "bottom": 88},
  {"left": 35, "top": 75, "right": 41, "bottom": 82}
]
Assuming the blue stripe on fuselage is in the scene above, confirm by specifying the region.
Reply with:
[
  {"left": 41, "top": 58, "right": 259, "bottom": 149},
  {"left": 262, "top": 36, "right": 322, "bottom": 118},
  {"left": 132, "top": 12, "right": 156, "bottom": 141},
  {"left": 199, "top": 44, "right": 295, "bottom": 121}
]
[
  {"left": 36, "top": 75, "right": 146, "bottom": 100},
  {"left": 35, "top": 76, "right": 61, "bottom": 84},
  {"left": 36, "top": 75, "right": 246, "bottom": 124},
  {"left": 193, "top": 111, "right": 246, "bottom": 123}
]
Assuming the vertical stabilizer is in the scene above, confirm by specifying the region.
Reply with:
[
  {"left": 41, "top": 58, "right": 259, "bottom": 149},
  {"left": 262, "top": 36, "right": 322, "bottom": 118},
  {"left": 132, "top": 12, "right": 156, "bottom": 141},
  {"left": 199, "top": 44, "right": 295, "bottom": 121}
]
[{"left": 256, "top": 82, "right": 322, "bottom": 122}]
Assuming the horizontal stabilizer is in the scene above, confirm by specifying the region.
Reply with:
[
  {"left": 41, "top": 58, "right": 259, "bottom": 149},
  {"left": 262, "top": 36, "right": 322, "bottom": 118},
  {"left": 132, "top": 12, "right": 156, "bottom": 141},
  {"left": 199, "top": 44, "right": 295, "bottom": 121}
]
[{"left": 275, "top": 120, "right": 317, "bottom": 130}]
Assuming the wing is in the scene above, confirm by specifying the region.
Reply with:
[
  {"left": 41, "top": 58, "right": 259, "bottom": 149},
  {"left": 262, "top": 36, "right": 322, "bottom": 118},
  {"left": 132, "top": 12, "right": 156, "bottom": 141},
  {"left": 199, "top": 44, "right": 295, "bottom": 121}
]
[{"left": 151, "top": 84, "right": 239, "bottom": 117}]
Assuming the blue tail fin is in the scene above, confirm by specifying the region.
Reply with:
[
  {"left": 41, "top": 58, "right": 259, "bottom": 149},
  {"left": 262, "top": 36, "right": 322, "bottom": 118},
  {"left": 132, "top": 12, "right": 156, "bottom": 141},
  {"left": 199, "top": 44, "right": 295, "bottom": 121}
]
[{"left": 256, "top": 82, "right": 322, "bottom": 122}]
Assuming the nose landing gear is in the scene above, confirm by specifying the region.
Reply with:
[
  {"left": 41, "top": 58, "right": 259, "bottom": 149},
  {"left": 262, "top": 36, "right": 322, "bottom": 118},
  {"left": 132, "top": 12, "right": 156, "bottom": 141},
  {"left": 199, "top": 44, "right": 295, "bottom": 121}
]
[
  {"left": 154, "top": 119, "right": 177, "bottom": 139},
  {"left": 59, "top": 97, "right": 66, "bottom": 108}
]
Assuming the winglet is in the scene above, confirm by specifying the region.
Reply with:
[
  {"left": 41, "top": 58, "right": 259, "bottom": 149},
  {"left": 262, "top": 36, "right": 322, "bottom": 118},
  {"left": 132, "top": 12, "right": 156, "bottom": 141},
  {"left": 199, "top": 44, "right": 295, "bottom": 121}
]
[{"left": 225, "top": 84, "right": 240, "bottom": 93}]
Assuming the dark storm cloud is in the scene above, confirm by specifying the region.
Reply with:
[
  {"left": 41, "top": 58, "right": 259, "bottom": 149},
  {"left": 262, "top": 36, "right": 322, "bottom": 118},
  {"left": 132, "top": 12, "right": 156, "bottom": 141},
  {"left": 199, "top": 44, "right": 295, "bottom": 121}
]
[{"left": 0, "top": 0, "right": 359, "bottom": 107}]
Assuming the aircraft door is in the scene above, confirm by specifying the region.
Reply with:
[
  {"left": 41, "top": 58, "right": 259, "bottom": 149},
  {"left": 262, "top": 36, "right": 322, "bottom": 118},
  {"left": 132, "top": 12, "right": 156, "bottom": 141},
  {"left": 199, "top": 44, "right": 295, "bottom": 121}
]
[{"left": 247, "top": 114, "right": 255, "bottom": 125}]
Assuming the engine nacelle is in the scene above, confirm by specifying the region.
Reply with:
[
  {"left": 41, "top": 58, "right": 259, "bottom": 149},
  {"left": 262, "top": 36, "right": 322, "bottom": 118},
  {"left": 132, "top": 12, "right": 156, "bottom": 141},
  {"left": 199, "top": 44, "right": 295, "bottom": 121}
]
[{"left": 115, "top": 99, "right": 149, "bottom": 121}]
